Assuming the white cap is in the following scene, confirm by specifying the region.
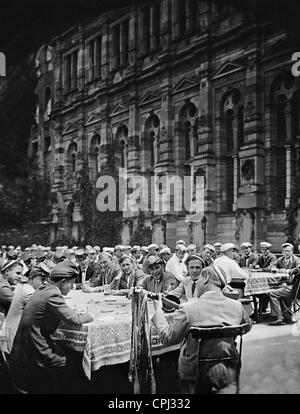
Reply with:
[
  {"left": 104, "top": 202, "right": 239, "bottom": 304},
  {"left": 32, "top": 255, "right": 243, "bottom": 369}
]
[
  {"left": 260, "top": 242, "right": 272, "bottom": 248},
  {"left": 281, "top": 242, "right": 293, "bottom": 250},
  {"left": 241, "top": 242, "right": 252, "bottom": 248},
  {"left": 160, "top": 247, "right": 171, "bottom": 255},
  {"left": 187, "top": 244, "right": 196, "bottom": 250},
  {"left": 176, "top": 240, "right": 186, "bottom": 245},
  {"left": 213, "top": 242, "right": 223, "bottom": 248},
  {"left": 220, "top": 243, "right": 236, "bottom": 253},
  {"left": 203, "top": 244, "right": 215, "bottom": 253},
  {"left": 148, "top": 244, "right": 159, "bottom": 250},
  {"left": 175, "top": 244, "right": 187, "bottom": 252}
]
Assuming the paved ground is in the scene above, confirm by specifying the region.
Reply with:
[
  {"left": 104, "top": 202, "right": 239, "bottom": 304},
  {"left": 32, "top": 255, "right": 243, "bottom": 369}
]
[{"left": 239, "top": 314, "right": 300, "bottom": 394}]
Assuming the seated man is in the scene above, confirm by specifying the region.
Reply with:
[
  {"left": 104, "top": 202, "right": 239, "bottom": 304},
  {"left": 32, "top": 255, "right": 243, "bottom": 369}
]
[
  {"left": 200, "top": 244, "right": 215, "bottom": 267},
  {"left": 268, "top": 243, "right": 300, "bottom": 325},
  {"left": 165, "top": 244, "right": 188, "bottom": 285},
  {"left": 168, "top": 254, "right": 205, "bottom": 302},
  {"left": 5, "top": 263, "right": 50, "bottom": 353},
  {"left": 110, "top": 254, "right": 145, "bottom": 290},
  {"left": 142, "top": 256, "right": 178, "bottom": 294},
  {"left": 239, "top": 242, "right": 258, "bottom": 269},
  {"left": 83, "top": 252, "right": 122, "bottom": 292},
  {"left": 255, "top": 242, "right": 277, "bottom": 270},
  {"left": 152, "top": 266, "right": 251, "bottom": 394},
  {"left": 214, "top": 243, "right": 248, "bottom": 284},
  {"left": 9, "top": 260, "right": 93, "bottom": 393},
  {"left": 0, "top": 260, "right": 24, "bottom": 315}
]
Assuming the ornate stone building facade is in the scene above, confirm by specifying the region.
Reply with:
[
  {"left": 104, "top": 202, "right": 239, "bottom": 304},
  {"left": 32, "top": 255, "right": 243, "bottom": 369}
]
[{"left": 29, "top": 0, "right": 300, "bottom": 250}]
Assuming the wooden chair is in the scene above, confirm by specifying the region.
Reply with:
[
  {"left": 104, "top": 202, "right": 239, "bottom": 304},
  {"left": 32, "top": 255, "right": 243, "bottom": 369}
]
[{"left": 189, "top": 323, "right": 251, "bottom": 394}]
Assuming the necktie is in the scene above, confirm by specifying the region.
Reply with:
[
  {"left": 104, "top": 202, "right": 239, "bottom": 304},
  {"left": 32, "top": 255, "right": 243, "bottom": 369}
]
[{"left": 191, "top": 281, "right": 196, "bottom": 295}]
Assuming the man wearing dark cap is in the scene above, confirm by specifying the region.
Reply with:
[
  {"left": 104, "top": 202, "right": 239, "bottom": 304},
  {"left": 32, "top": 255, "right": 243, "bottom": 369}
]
[
  {"left": 10, "top": 260, "right": 94, "bottom": 393},
  {"left": 141, "top": 256, "right": 178, "bottom": 294}
]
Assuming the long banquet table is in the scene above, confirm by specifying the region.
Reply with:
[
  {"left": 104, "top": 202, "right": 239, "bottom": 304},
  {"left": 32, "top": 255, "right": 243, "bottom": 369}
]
[
  {"left": 52, "top": 290, "right": 177, "bottom": 380},
  {"left": 243, "top": 270, "right": 289, "bottom": 296}
]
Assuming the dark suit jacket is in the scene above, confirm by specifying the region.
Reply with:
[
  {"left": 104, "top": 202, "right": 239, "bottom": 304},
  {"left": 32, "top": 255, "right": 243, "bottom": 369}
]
[
  {"left": 111, "top": 269, "right": 145, "bottom": 290},
  {"left": 274, "top": 255, "right": 300, "bottom": 270},
  {"left": 10, "top": 283, "right": 92, "bottom": 375},
  {"left": 257, "top": 253, "right": 277, "bottom": 270},
  {"left": 142, "top": 271, "right": 178, "bottom": 294},
  {"left": 152, "top": 291, "right": 250, "bottom": 382},
  {"left": 239, "top": 252, "right": 258, "bottom": 268}
]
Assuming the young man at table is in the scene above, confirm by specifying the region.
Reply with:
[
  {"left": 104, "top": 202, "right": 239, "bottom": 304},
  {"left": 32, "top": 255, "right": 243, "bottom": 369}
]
[
  {"left": 168, "top": 254, "right": 205, "bottom": 302},
  {"left": 152, "top": 265, "right": 251, "bottom": 394},
  {"left": 142, "top": 256, "right": 178, "bottom": 294},
  {"left": 239, "top": 242, "right": 258, "bottom": 269},
  {"left": 9, "top": 260, "right": 94, "bottom": 393},
  {"left": 256, "top": 242, "right": 277, "bottom": 270},
  {"left": 268, "top": 243, "right": 300, "bottom": 325}
]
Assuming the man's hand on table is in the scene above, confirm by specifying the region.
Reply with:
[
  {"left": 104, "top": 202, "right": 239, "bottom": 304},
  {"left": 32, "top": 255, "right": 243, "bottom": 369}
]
[
  {"left": 82, "top": 284, "right": 102, "bottom": 293},
  {"left": 152, "top": 293, "right": 163, "bottom": 312}
]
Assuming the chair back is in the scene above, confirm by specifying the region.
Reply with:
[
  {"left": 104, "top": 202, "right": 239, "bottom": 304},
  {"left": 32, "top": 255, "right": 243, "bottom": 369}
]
[{"left": 188, "top": 323, "right": 251, "bottom": 394}]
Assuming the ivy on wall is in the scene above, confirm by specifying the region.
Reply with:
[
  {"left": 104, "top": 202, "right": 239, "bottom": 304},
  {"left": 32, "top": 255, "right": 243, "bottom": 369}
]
[{"left": 130, "top": 210, "right": 152, "bottom": 246}]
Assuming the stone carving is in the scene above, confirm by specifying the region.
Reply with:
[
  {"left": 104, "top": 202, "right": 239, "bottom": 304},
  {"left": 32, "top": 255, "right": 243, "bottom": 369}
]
[{"left": 241, "top": 159, "right": 255, "bottom": 182}]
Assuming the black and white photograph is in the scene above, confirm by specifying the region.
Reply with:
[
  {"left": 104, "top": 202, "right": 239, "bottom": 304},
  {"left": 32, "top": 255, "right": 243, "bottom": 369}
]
[{"left": 0, "top": 0, "right": 300, "bottom": 397}]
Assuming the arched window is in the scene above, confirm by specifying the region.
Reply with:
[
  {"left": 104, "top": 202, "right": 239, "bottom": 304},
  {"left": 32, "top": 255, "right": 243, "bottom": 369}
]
[
  {"left": 66, "top": 201, "right": 74, "bottom": 240},
  {"left": 220, "top": 89, "right": 243, "bottom": 212},
  {"left": 44, "top": 87, "right": 51, "bottom": 120},
  {"left": 144, "top": 115, "right": 160, "bottom": 168},
  {"left": 271, "top": 72, "right": 298, "bottom": 209},
  {"left": 67, "top": 142, "right": 78, "bottom": 173},
  {"left": 179, "top": 102, "right": 197, "bottom": 161},
  {"left": 115, "top": 125, "right": 128, "bottom": 169},
  {"left": 90, "top": 134, "right": 101, "bottom": 181}
]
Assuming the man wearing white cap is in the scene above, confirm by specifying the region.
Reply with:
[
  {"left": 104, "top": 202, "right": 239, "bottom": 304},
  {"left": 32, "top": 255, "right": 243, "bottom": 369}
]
[
  {"left": 142, "top": 244, "right": 159, "bottom": 274},
  {"left": 113, "top": 245, "right": 124, "bottom": 261},
  {"left": 239, "top": 242, "right": 258, "bottom": 269},
  {"left": 165, "top": 244, "right": 188, "bottom": 284},
  {"left": 268, "top": 243, "right": 300, "bottom": 325},
  {"left": 214, "top": 243, "right": 248, "bottom": 284},
  {"left": 201, "top": 244, "right": 215, "bottom": 267},
  {"left": 212, "top": 242, "right": 223, "bottom": 259},
  {"left": 256, "top": 242, "right": 277, "bottom": 270},
  {"left": 159, "top": 247, "right": 172, "bottom": 266},
  {"left": 0, "top": 260, "right": 24, "bottom": 315}
]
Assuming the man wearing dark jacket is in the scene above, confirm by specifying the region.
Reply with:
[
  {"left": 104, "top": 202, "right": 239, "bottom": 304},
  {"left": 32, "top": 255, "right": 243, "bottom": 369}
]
[{"left": 10, "top": 260, "right": 93, "bottom": 393}]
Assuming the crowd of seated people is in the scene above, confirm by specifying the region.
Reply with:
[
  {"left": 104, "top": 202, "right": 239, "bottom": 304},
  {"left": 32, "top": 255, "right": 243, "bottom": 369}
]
[{"left": 0, "top": 239, "right": 299, "bottom": 393}]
